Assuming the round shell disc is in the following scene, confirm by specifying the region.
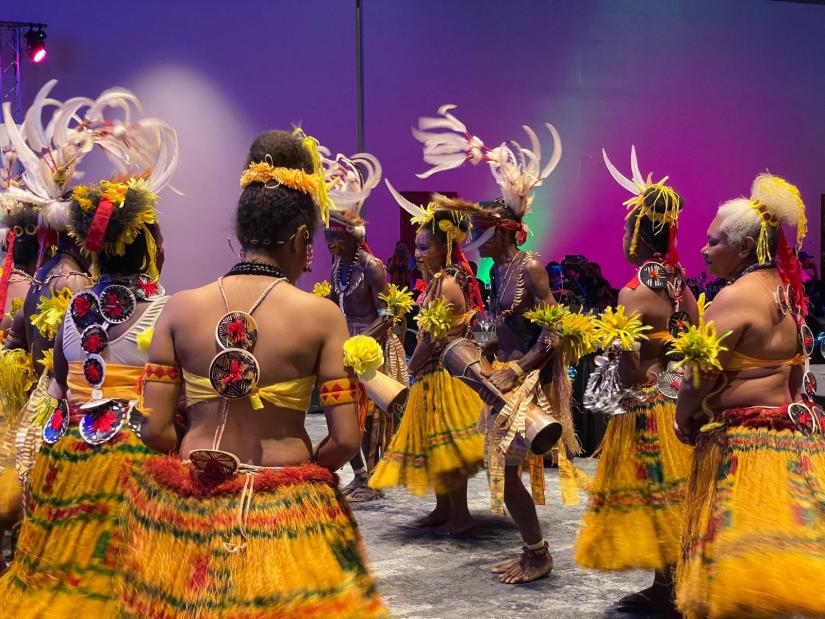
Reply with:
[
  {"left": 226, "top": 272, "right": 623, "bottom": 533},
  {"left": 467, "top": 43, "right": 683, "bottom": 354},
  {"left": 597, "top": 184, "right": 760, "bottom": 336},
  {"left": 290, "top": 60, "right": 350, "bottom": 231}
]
[
  {"left": 79, "top": 400, "right": 128, "bottom": 445},
  {"left": 657, "top": 370, "right": 682, "bottom": 400},
  {"left": 804, "top": 371, "right": 818, "bottom": 399},
  {"left": 811, "top": 405, "right": 824, "bottom": 435},
  {"left": 189, "top": 449, "right": 240, "bottom": 477},
  {"left": 82, "top": 355, "right": 106, "bottom": 388},
  {"left": 775, "top": 285, "right": 790, "bottom": 315},
  {"left": 800, "top": 324, "right": 815, "bottom": 357},
  {"left": 133, "top": 274, "right": 165, "bottom": 301},
  {"left": 215, "top": 311, "right": 258, "bottom": 351},
  {"left": 788, "top": 402, "right": 816, "bottom": 436},
  {"left": 70, "top": 291, "right": 102, "bottom": 330},
  {"left": 99, "top": 285, "right": 136, "bottom": 324},
  {"left": 80, "top": 324, "right": 109, "bottom": 355},
  {"left": 639, "top": 262, "right": 668, "bottom": 289},
  {"left": 42, "top": 399, "right": 70, "bottom": 445},
  {"left": 668, "top": 311, "right": 691, "bottom": 338},
  {"left": 208, "top": 348, "right": 260, "bottom": 399}
]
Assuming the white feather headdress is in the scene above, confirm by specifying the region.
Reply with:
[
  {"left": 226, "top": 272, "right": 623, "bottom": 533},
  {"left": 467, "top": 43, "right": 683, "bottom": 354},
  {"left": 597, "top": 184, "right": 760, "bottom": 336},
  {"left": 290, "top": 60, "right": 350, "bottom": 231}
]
[
  {"left": 324, "top": 151, "right": 382, "bottom": 239},
  {"left": 412, "top": 103, "right": 562, "bottom": 220}
]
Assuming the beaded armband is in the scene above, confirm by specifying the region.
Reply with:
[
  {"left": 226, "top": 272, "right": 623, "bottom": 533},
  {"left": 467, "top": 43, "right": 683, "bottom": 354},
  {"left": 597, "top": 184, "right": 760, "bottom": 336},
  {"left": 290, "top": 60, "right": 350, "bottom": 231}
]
[{"left": 319, "top": 377, "right": 360, "bottom": 407}]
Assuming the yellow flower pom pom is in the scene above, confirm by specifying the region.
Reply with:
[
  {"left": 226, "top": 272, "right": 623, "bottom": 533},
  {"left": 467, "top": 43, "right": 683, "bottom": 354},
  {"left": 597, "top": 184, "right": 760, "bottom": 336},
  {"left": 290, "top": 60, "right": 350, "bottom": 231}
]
[
  {"left": 668, "top": 293, "right": 731, "bottom": 387},
  {"left": 342, "top": 335, "right": 385, "bottom": 377},
  {"left": 379, "top": 284, "right": 415, "bottom": 322},
  {"left": 313, "top": 280, "right": 332, "bottom": 298},
  {"left": 30, "top": 287, "right": 73, "bottom": 341},
  {"left": 524, "top": 303, "right": 569, "bottom": 331},
  {"left": 593, "top": 305, "right": 652, "bottom": 351},
  {"left": 136, "top": 327, "right": 154, "bottom": 353}
]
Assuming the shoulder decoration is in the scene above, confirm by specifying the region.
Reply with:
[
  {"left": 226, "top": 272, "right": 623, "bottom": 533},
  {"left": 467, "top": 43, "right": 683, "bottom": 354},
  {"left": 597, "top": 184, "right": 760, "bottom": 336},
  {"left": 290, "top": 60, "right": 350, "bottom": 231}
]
[{"left": 415, "top": 296, "right": 454, "bottom": 340}]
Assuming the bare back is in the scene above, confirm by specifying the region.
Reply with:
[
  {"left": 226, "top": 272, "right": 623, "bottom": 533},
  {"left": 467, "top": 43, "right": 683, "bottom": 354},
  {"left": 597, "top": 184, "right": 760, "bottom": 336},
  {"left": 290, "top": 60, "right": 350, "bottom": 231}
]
[
  {"left": 707, "top": 270, "right": 800, "bottom": 409},
  {"left": 163, "top": 277, "right": 350, "bottom": 465}
]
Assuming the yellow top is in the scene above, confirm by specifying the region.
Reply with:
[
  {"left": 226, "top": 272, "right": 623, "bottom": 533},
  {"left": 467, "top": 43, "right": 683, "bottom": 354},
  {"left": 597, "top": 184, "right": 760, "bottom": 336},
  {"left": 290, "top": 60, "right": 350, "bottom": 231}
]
[
  {"left": 67, "top": 361, "right": 144, "bottom": 404},
  {"left": 182, "top": 369, "right": 315, "bottom": 411},
  {"left": 726, "top": 351, "right": 804, "bottom": 371}
]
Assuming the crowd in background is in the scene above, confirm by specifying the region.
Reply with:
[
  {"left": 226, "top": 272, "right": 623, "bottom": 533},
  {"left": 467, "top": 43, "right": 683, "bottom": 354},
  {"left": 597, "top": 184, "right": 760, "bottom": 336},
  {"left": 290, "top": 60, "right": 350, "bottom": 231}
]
[{"left": 387, "top": 242, "right": 825, "bottom": 318}]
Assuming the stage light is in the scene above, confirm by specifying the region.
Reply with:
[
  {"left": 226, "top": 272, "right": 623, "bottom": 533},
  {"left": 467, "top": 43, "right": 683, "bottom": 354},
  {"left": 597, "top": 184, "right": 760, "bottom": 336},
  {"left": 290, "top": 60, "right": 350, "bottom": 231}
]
[{"left": 25, "top": 28, "right": 47, "bottom": 63}]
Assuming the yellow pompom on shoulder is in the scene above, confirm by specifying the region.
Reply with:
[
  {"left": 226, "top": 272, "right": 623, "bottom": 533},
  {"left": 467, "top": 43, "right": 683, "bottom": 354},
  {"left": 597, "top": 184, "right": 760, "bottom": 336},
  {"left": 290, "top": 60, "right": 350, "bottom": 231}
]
[
  {"left": 415, "top": 296, "right": 454, "bottom": 340},
  {"left": 342, "top": 334, "right": 384, "bottom": 377},
  {"left": 30, "top": 287, "right": 73, "bottom": 341},
  {"left": 136, "top": 327, "right": 154, "bottom": 354},
  {"left": 312, "top": 280, "right": 332, "bottom": 298}
]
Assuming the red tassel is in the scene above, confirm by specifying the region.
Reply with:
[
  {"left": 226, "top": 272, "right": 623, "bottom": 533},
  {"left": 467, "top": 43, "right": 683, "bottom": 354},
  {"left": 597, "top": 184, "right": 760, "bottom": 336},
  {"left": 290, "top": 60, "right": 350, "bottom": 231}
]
[
  {"left": 84, "top": 199, "right": 115, "bottom": 252},
  {"left": 360, "top": 241, "right": 374, "bottom": 256},
  {"left": 0, "top": 230, "right": 16, "bottom": 314},
  {"left": 664, "top": 223, "right": 680, "bottom": 266},
  {"left": 775, "top": 228, "right": 807, "bottom": 319},
  {"left": 452, "top": 244, "right": 486, "bottom": 320}
]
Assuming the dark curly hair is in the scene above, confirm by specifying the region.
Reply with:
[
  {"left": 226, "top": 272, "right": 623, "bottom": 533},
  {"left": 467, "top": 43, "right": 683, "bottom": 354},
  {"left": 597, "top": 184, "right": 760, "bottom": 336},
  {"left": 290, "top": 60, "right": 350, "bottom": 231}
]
[
  {"left": 427, "top": 209, "right": 471, "bottom": 249},
  {"left": 12, "top": 232, "right": 39, "bottom": 267},
  {"left": 628, "top": 186, "right": 684, "bottom": 256},
  {"left": 97, "top": 225, "right": 159, "bottom": 275},
  {"left": 235, "top": 131, "right": 317, "bottom": 249}
]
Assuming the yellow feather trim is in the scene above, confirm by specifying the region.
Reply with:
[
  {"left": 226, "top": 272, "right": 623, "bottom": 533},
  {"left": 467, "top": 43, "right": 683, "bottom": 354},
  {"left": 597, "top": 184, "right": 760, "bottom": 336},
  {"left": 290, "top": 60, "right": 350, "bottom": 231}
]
[
  {"left": 30, "top": 287, "right": 73, "bottom": 341},
  {"left": 415, "top": 296, "right": 454, "bottom": 339},
  {"left": 40, "top": 348, "right": 54, "bottom": 372},
  {"left": 342, "top": 335, "right": 384, "bottom": 377},
  {"left": 624, "top": 181, "right": 681, "bottom": 256},
  {"left": 0, "top": 348, "right": 37, "bottom": 421}
]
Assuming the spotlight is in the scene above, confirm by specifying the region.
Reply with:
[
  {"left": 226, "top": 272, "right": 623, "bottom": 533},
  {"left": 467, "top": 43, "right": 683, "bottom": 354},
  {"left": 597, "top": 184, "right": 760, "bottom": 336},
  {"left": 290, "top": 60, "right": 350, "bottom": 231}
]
[{"left": 25, "top": 28, "right": 47, "bottom": 64}]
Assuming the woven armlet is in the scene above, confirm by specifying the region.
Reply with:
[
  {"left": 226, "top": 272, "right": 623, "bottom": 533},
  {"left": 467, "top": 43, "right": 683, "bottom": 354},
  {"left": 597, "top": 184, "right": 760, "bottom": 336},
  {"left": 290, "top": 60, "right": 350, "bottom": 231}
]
[
  {"left": 141, "top": 363, "right": 182, "bottom": 384},
  {"left": 318, "top": 377, "right": 360, "bottom": 407}
]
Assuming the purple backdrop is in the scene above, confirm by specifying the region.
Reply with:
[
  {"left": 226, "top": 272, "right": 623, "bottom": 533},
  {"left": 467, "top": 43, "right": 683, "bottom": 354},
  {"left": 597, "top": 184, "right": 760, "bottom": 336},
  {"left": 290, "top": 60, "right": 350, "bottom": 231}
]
[{"left": 12, "top": 0, "right": 825, "bottom": 290}]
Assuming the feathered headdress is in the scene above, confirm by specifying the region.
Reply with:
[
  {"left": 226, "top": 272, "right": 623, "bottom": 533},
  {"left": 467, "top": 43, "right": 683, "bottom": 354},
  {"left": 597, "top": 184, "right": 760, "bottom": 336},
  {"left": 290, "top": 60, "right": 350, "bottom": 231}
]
[
  {"left": 411, "top": 104, "right": 561, "bottom": 249},
  {"left": 603, "top": 146, "right": 682, "bottom": 263},
  {"left": 323, "top": 150, "right": 382, "bottom": 241},
  {"left": 385, "top": 179, "right": 485, "bottom": 318}
]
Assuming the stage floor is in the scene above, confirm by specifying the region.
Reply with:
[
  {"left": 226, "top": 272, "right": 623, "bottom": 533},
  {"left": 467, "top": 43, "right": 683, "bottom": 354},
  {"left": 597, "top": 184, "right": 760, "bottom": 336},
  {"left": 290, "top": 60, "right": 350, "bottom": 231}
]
[{"left": 307, "top": 414, "right": 650, "bottom": 619}]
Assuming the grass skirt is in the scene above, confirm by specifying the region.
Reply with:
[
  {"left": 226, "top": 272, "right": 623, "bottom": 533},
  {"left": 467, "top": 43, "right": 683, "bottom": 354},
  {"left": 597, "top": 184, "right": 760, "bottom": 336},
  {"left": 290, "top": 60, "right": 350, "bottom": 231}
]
[
  {"left": 676, "top": 405, "right": 825, "bottom": 618},
  {"left": 118, "top": 457, "right": 388, "bottom": 619},
  {"left": 0, "top": 424, "right": 152, "bottom": 618},
  {"left": 575, "top": 383, "right": 692, "bottom": 570},
  {"left": 370, "top": 368, "right": 484, "bottom": 496}
]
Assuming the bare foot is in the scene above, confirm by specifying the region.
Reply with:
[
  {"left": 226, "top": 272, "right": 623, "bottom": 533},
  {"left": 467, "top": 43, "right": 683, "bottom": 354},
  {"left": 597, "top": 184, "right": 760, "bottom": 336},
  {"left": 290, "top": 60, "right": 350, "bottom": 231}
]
[
  {"left": 341, "top": 474, "right": 368, "bottom": 497},
  {"left": 499, "top": 543, "right": 553, "bottom": 584},
  {"left": 412, "top": 509, "right": 449, "bottom": 528},
  {"left": 435, "top": 517, "right": 474, "bottom": 536},
  {"left": 347, "top": 486, "right": 383, "bottom": 503},
  {"left": 491, "top": 556, "right": 521, "bottom": 574}
]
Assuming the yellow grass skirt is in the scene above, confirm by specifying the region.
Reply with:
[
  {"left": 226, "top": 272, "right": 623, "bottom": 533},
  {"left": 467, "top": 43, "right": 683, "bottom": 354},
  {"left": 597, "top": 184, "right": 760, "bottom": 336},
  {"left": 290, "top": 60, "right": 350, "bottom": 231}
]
[
  {"left": 118, "top": 457, "right": 388, "bottom": 619},
  {"left": 0, "top": 424, "right": 152, "bottom": 618},
  {"left": 370, "top": 368, "right": 484, "bottom": 496},
  {"left": 676, "top": 406, "right": 825, "bottom": 618},
  {"left": 575, "top": 383, "right": 692, "bottom": 570}
]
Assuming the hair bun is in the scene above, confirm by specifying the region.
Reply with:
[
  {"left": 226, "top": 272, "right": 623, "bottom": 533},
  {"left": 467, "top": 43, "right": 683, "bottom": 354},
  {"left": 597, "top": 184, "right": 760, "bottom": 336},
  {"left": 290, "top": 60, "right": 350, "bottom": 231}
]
[
  {"left": 750, "top": 173, "right": 804, "bottom": 229},
  {"left": 642, "top": 185, "right": 684, "bottom": 215}
]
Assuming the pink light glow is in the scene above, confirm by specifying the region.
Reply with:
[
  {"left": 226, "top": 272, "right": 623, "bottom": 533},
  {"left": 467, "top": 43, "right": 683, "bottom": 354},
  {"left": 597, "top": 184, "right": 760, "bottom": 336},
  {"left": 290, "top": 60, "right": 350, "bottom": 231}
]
[{"left": 32, "top": 48, "right": 47, "bottom": 63}]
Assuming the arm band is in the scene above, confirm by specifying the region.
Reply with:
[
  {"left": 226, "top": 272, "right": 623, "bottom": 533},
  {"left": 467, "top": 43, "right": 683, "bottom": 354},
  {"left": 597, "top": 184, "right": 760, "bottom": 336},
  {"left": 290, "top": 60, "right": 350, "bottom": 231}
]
[{"left": 319, "top": 377, "right": 361, "bottom": 407}]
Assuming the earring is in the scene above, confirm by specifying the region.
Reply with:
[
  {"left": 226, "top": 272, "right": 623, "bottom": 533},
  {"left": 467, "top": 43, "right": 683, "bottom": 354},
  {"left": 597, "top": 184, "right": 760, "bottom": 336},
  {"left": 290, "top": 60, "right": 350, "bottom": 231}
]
[
  {"left": 240, "top": 247, "right": 247, "bottom": 261},
  {"left": 303, "top": 243, "right": 314, "bottom": 273}
]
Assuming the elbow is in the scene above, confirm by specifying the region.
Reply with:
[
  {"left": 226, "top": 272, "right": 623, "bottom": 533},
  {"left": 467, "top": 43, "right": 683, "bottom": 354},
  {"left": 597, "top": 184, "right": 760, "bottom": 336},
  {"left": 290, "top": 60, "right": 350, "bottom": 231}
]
[{"left": 140, "top": 423, "right": 177, "bottom": 454}]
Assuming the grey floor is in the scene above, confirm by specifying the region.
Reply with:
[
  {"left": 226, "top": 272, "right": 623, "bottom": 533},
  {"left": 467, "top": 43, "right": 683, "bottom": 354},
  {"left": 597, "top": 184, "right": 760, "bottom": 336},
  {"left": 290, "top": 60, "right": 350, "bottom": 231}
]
[{"left": 306, "top": 415, "right": 651, "bottom": 619}]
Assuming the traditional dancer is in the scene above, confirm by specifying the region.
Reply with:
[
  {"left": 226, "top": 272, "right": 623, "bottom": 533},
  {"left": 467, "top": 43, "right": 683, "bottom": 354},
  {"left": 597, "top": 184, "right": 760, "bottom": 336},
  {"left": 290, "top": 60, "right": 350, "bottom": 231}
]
[
  {"left": 411, "top": 105, "right": 578, "bottom": 582},
  {"left": 121, "top": 129, "right": 386, "bottom": 618},
  {"left": 370, "top": 187, "right": 485, "bottom": 535},
  {"left": 0, "top": 168, "right": 40, "bottom": 546},
  {"left": 323, "top": 151, "right": 408, "bottom": 502},
  {"left": 0, "top": 84, "right": 178, "bottom": 617},
  {"left": 0, "top": 82, "right": 95, "bottom": 536},
  {"left": 674, "top": 173, "right": 825, "bottom": 618},
  {"left": 575, "top": 147, "right": 696, "bottom": 615}
]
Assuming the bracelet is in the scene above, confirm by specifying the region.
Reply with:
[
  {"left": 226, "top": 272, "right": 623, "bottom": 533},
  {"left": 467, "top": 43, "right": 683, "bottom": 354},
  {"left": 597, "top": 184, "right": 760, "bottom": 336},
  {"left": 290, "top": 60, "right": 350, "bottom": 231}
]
[{"left": 508, "top": 361, "right": 526, "bottom": 379}]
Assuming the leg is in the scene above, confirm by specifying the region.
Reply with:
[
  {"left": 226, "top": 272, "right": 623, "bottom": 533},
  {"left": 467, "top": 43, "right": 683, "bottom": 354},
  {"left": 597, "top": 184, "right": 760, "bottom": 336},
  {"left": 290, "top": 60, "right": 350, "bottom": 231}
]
[
  {"left": 347, "top": 417, "right": 382, "bottom": 502},
  {"left": 495, "top": 465, "right": 553, "bottom": 584},
  {"left": 413, "top": 491, "right": 450, "bottom": 527},
  {"left": 614, "top": 565, "right": 677, "bottom": 613},
  {"left": 435, "top": 476, "right": 474, "bottom": 535}
]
